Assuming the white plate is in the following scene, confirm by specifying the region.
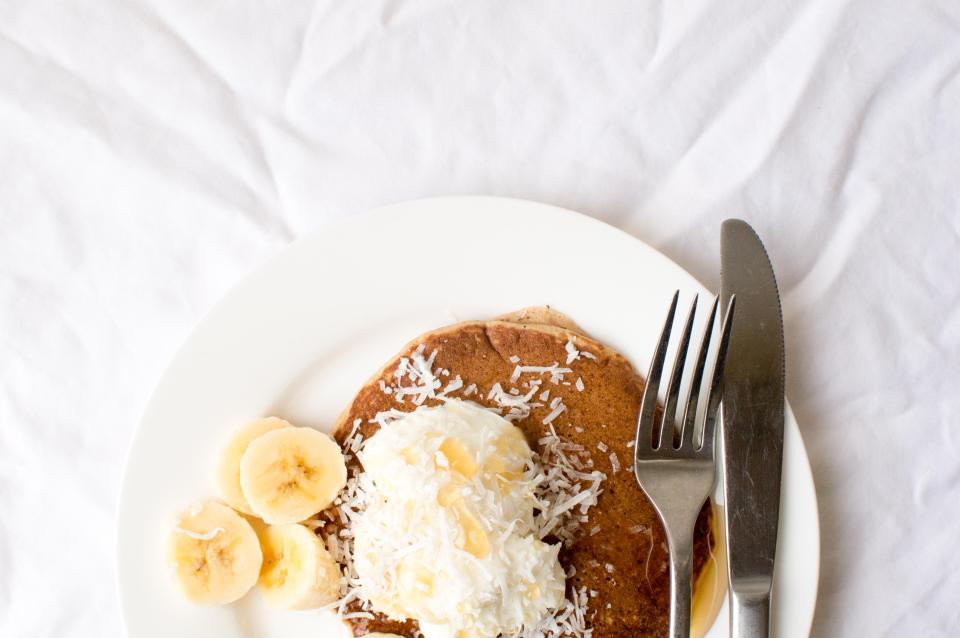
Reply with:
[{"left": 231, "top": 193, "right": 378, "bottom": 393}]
[{"left": 117, "top": 196, "right": 819, "bottom": 638}]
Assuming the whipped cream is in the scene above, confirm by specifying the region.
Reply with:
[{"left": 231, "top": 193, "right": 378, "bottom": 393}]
[{"left": 353, "top": 400, "right": 565, "bottom": 638}]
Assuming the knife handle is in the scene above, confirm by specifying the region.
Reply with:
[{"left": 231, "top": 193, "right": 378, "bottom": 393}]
[{"left": 730, "top": 589, "right": 771, "bottom": 637}]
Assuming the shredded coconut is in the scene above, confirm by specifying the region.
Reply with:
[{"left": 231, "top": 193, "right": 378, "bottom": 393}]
[
  {"left": 369, "top": 408, "right": 409, "bottom": 429},
  {"left": 564, "top": 338, "right": 580, "bottom": 364},
  {"left": 510, "top": 362, "right": 573, "bottom": 385},
  {"left": 534, "top": 425, "right": 606, "bottom": 548},
  {"left": 543, "top": 402, "right": 566, "bottom": 426},
  {"left": 437, "top": 374, "right": 464, "bottom": 398},
  {"left": 488, "top": 382, "right": 543, "bottom": 421},
  {"left": 510, "top": 585, "right": 594, "bottom": 638},
  {"left": 345, "top": 418, "right": 364, "bottom": 452},
  {"left": 392, "top": 345, "right": 442, "bottom": 405}
]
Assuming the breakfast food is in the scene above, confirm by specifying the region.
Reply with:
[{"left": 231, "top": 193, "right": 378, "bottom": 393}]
[
  {"left": 239, "top": 427, "right": 347, "bottom": 524},
  {"left": 353, "top": 401, "right": 567, "bottom": 636},
  {"left": 214, "top": 416, "right": 292, "bottom": 515},
  {"left": 326, "top": 308, "right": 717, "bottom": 637},
  {"left": 257, "top": 523, "right": 342, "bottom": 609},
  {"left": 167, "top": 501, "right": 262, "bottom": 605},
  {"left": 163, "top": 307, "right": 721, "bottom": 636}
]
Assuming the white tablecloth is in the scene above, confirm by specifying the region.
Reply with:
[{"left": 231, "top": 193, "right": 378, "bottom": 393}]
[{"left": 1, "top": 1, "right": 958, "bottom": 636}]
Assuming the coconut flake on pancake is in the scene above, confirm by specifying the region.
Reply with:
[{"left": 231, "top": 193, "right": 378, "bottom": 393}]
[{"left": 352, "top": 400, "right": 566, "bottom": 637}]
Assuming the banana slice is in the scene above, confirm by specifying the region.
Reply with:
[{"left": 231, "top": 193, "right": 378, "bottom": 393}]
[
  {"left": 257, "top": 523, "right": 341, "bottom": 609},
  {"left": 167, "top": 501, "right": 262, "bottom": 605},
  {"left": 239, "top": 427, "right": 347, "bottom": 524},
  {"left": 215, "top": 417, "right": 293, "bottom": 515}
]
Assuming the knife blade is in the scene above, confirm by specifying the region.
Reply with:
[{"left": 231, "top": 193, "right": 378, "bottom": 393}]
[{"left": 719, "top": 219, "right": 785, "bottom": 637}]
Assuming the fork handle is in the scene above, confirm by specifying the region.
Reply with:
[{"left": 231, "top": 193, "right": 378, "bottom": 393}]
[
  {"left": 729, "top": 589, "right": 771, "bottom": 637},
  {"left": 666, "top": 528, "right": 694, "bottom": 638}
]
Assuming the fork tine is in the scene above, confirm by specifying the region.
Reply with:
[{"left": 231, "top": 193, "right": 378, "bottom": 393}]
[
  {"left": 679, "top": 296, "right": 719, "bottom": 450},
  {"left": 661, "top": 295, "right": 698, "bottom": 448},
  {"left": 699, "top": 295, "right": 736, "bottom": 455},
  {"left": 635, "top": 291, "right": 679, "bottom": 453}
]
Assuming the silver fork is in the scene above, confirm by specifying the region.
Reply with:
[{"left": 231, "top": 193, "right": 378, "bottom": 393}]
[{"left": 633, "top": 291, "right": 735, "bottom": 638}]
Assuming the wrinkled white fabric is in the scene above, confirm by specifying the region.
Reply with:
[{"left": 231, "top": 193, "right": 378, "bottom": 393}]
[{"left": 0, "top": 1, "right": 958, "bottom": 636}]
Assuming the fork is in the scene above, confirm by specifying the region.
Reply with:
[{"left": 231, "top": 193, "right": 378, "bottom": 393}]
[{"left": 633, "top": 291, "right": 735, "bottom": 638}]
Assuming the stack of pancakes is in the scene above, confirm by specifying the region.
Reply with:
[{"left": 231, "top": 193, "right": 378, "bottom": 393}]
[{"left": 330, "top": 308, "right": 716, "bottom": 637}]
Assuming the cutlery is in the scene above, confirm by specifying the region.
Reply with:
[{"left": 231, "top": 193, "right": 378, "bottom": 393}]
[
  {"left": 719, "top": 219, "right": 786, "bottom": 637},
  {"left": 634, "top": 291, "right": 735, "bottom": 638}
]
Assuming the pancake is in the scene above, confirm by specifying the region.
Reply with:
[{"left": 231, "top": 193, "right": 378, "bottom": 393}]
[{"left": 328, "top": 308, "right": 715, "bottom": 637}]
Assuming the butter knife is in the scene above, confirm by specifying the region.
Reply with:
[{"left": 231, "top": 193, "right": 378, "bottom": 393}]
[{"left": 719, "top": 219, "right": 785, "bottom": 637}]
